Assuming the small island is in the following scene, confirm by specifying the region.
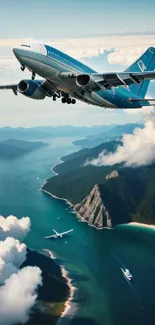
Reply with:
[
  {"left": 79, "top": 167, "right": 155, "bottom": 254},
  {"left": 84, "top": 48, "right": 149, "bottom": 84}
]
[{"left": 0, "top": 139, "right": 48, "bottom": 159}]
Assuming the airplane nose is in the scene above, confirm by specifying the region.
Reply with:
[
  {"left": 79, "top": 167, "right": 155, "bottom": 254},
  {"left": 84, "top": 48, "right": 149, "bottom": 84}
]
[
  {"left": 12, "top": 48, "right": 24, "bottom": 64},
  {"left": 12, "top": 48, "right": 20, "bottom": 57}
]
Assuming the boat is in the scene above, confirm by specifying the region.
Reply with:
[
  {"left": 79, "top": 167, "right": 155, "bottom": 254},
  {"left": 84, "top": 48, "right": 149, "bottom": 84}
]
[{"left": 121, "top": 268, "right": 133, "bottom": 281}]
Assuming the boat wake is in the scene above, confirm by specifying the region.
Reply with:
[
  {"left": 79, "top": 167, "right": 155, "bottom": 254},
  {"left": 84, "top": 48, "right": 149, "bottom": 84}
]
[
  {"left": 111, "top": 250, "right": 146, "bottom": 323},
  {"left": 111, "top": 250, "right": 136, "bottom": 291}
]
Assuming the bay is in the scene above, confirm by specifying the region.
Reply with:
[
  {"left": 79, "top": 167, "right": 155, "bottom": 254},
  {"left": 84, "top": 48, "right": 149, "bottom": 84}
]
[{"left": 0, "top": 137, "right": 155, "bottom": 325}]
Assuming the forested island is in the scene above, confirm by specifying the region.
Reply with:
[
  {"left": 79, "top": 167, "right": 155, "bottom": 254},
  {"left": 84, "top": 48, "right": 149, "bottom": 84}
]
[
  {"left": 0, "top": 139, "right": 48, "bottom": 159},
  {"left": 22, "top": 249, "right": 70, "bottom": 325}
]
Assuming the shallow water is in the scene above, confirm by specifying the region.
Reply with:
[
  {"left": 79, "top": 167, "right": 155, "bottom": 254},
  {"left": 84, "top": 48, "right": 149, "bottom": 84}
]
[{"left": 0, "top": 137, "right": 155, "bottom": 325}]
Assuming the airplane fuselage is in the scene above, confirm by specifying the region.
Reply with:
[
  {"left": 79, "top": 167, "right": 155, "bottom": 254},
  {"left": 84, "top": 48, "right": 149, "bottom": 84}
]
[{"left": 13, "top": 43, "right": 145, "bottom": 109}]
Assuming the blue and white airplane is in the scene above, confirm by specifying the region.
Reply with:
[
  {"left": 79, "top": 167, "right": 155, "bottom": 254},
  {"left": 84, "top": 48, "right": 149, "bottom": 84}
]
[{"left": 1, "top": 43, "right": 155, "bottom": 109}]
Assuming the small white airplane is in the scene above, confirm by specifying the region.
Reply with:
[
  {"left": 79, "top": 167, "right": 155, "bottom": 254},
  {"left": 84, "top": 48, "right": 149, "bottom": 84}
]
[
  {"left": 121, "top": 268, "right": 133, "bottom": 281},
  {"left": 44, "top": 228, "right": 74, "bottom": 239}
]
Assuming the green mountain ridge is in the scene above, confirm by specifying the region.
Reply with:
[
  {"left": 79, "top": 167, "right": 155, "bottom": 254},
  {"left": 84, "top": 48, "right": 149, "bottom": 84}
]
[
  {"left": 0, "top": 125, "right": 114, "bottom": 141},
  {"left": 0, "top": 139, "right": 47, "bottom": 159},
  {"left": 43, "top": 139, "right": 155, "bottom": 228},
  {"left": 73, "top": 123, "right": 144, "bottom": 148},
  {"left": 44, "top": 141, "right": 120, "bottom": 205}
]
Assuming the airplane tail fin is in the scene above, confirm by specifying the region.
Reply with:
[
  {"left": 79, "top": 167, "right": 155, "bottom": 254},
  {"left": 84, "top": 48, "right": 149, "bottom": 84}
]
[{"left": 125, "top": 47, "right": 155, "bottom": 98}]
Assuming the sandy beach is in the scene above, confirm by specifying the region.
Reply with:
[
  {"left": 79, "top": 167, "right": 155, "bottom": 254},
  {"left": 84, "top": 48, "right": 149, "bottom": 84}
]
[
  {"left": 44, "top": 249, "right": 77, "bottom": 323},
  {"left": 128, "top": 222, "right": 155, "bottom": 230}
]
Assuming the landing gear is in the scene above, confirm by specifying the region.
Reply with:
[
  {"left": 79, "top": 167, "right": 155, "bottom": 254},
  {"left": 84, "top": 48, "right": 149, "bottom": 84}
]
[
  {"left": 32, "top": 72, "right": 36, "bottom": 80},
  {"left": 21, "top": 65, "right": 25, "bottom": 72},
  {"left": 52, "top": 91, "right": 76, "bottom": 104},
  {"left": 67, "top": 98, "right": 71, "bottom": 104},
  {"left": 61, "top": 93, "right": 76, "bottom": 104},
  {"left": 71, "top": 99, "right": 76, "bottom": 105},
  {"left": 66, "top": 98, "right": 76, "bottom": 104},
  {"left": 61, "top": 97, "right": 66, "bottom": 104}
]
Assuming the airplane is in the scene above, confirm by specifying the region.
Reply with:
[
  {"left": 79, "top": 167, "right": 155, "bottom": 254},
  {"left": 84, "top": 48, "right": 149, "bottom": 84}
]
[
  {"left": 44, "top": 228, "right": 74, "bottom": 239},
  {"left": 1, "top": 43, "right": 155, "bottom": 109}
]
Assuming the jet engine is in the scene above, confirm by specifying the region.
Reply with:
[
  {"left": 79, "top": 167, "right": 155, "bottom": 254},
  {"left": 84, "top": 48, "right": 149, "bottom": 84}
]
[
  {"left": 17, "top": 80, "right": 46, "bottom": 99},
  {"left": 76, "top": 74, "right": 106, "bottom": 93},
  {"left": 76, "top": 74, "right": 95, "bottom": 88}
]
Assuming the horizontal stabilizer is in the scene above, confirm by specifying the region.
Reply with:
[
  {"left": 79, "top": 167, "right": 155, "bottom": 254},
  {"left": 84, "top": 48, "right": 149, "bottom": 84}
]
[
  {"left": 128, "top": 98, "right": 155, "bottom": 105},
  {"left": 129, "top": 98, "right": 155, "bottom": 102}
]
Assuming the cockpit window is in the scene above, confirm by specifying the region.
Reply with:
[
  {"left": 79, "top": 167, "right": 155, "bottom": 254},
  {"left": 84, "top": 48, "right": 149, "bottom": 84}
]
[{"left": 21, "top": 44, "right": 31, "bottom": 48}]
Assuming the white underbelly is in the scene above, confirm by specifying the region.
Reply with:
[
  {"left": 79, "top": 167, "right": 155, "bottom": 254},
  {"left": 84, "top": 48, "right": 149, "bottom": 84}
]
[{"left": 21, "top": 56, "right": 116, "bottom": 108}]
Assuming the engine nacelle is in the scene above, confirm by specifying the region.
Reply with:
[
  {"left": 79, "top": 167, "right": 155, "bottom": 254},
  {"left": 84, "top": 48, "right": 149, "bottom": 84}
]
[
  {"left": 76, "top": 74, "right": 96, "bottom": 89},
  {"left": 76, "top": 74, "right": 107, "bottom": 93},
  {"left": 17, "top": 80, "right": 46, "bottom": 99}
]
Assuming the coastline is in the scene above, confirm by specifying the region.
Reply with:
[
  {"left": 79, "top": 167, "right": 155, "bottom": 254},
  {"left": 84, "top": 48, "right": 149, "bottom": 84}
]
[
  {"left": 40, "top": 156, "right": 106, "bottom": 231},
  {"left": 41, "top": 187, "right": 105, "bottom": 230},
  {"left": 51, "top": 157, "right": 63, "bottom": 176},
  {"left": 128, "top": 222, "right": 155, "bottom": 230},
  {"left": 40, "top": 154, "right": 74, "bottom": 208},
  {"left": 41, "top": 157, "right": 155, "bottom": 232},
  {"left": 43, "top": 249, "right": 77, "bottom": 323},
  {"left": 40, "top": 188, "right": 74, "bottom": 208},
  {"left": 40, "top": 157, "right": 155, "bottom": 230},
  {"left": 58, "top": 267, "right": 77, "bottom": 321},
  {"left": 115, "top": 221, "right": 155, "bottom": 232}
]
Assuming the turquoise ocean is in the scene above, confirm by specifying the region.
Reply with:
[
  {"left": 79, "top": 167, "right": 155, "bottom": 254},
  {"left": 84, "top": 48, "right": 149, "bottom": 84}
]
[{"left": 1, "top": 137, "right": 155, "bottom": 325}]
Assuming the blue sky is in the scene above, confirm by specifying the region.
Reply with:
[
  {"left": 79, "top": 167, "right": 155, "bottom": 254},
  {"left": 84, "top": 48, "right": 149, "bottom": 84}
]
[
  {"left": 1, "top": 0, "right": 155, "bottom": 39},
  {"left": 0, "top": 0, "right": 155, "bottom": 127}
]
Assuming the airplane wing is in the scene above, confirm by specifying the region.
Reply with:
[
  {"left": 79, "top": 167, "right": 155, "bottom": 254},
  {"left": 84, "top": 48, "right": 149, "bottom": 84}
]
[
  {"left": 64, "top": 71, "right": 155, "bottom": 92},
  {"left": 44, "top": 234, "right": 57, "bottom": 239},
  {"left": 128, "top": 98, "right": 155, "bottom": 105},
  {"left": 0, "top": 80, "right": 58, "bottom": 97},
  {"left": 94, "top": 71, "right": 155, "bottom": 89},
  {"left": 60, "top": 229, "right": 74, "bottom": 236},
  {"left": 0, "top": 84, "right": 18, "bottom": 95}
]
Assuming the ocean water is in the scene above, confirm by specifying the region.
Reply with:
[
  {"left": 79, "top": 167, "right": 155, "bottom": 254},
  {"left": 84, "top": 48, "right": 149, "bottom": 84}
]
[{"left": 1, "top": 137, "right": 155, "bottom": 325}]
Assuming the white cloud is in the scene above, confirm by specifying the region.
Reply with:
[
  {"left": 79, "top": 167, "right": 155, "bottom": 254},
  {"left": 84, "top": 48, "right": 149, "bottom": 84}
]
[
  {"left": 107, "top": 47, "right": 144, "bottom": 66},
  {"left": 0, "top": 58, "right": 19, "bottom": 73},
  {"left": 1, "top": 34, "right": 155, "bottom": 74},
  {"left": 0, "top": 216, "right": 42, "bottom": 325},
  {"left": 0, "top": 266, "right": 42, "bottom": 325},
  {"left": 48, "top": 35, "right": 155, "bottom": 67},
  {"left": 0, "top": 237, "right": 27, "bottom": 285},
  {"left": 0, "top": 216, "right": 31, "bottom": 241},
  {"left": 0, "top": 38, "right": 34, "bottom": 48},
  {"left": 87, "top": 108, "right": 155, "bottom": 167}
]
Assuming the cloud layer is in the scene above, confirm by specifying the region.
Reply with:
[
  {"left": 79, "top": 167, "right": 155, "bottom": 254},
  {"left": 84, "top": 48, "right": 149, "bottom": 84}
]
[
  {"left": 0, "top": 216, "right": 42, "bottom": 325},
  {"left": 1, "top": 34, "right": 155, "bottom": 74},
  {"left": 0, "top": 266, "right": 42, "bottom": 325},
  {"left": 0, "top": 237, "right": 27, "bottom": 285},
  {"left": 87, "top": 109, "right": 155, "bottom": 167},
  {"left": 0, "top": 215, "right": 31, "bottom": 241}
]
